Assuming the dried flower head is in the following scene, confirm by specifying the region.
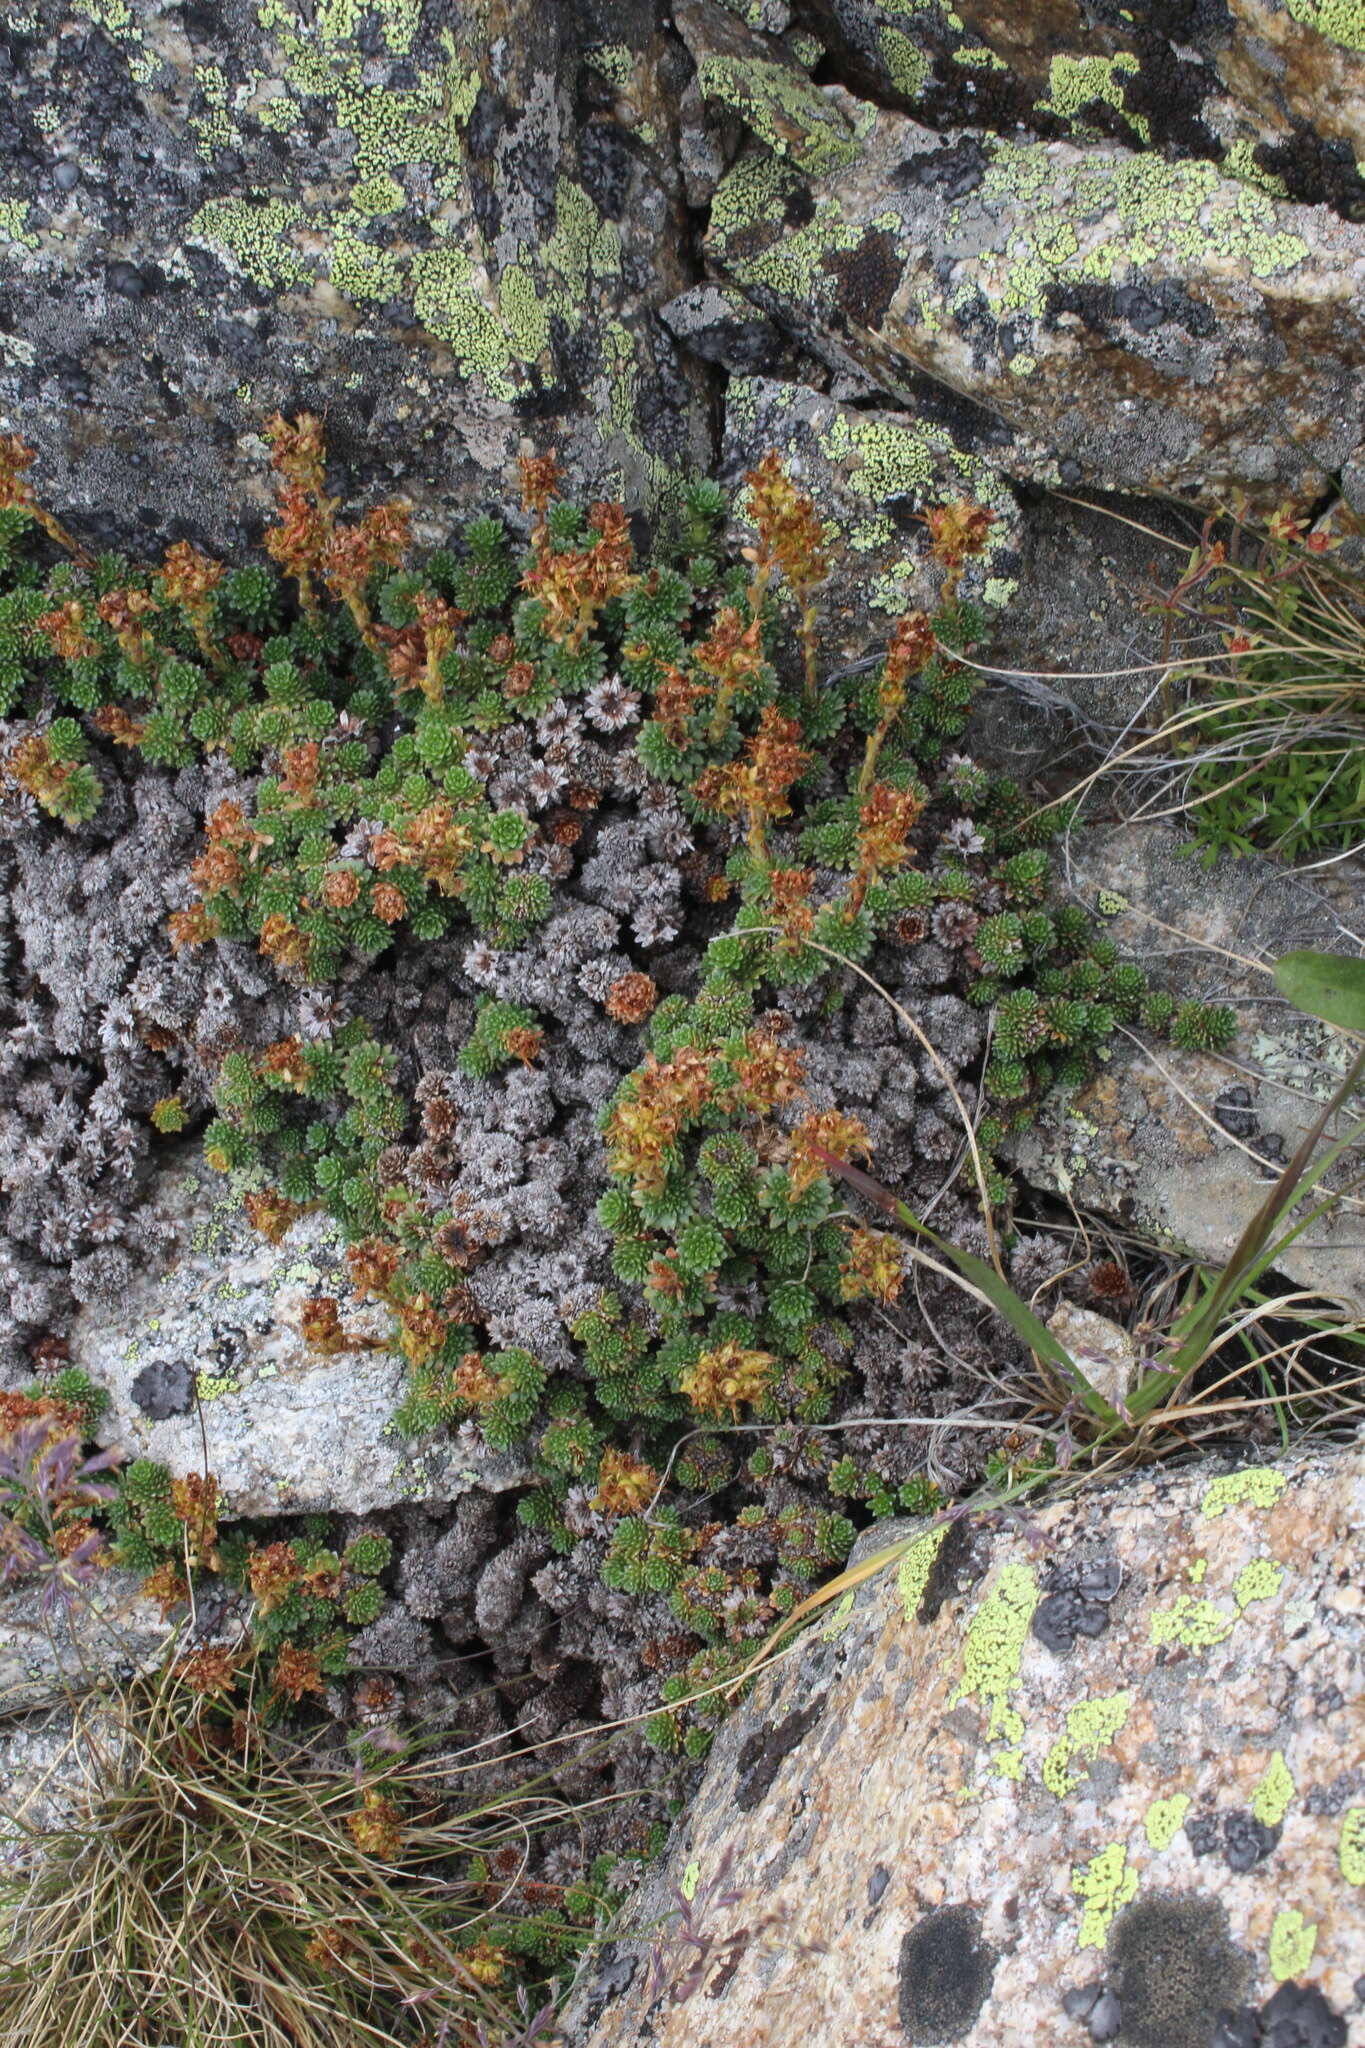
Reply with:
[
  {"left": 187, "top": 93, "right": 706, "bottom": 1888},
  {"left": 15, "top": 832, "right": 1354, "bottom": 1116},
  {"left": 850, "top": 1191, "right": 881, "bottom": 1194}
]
[
  {"left": 838, "top": 1226, "right": 906, "bottom": 1305},
  {"left": 681, "top": 1341, "right": 776, "bottom": 1421},
  {"left": 604, "top": 972, "right": 658, "bottom": 1025},
  {"left": 788, "top": 1109, "right": 871, "bottom": 1198},
  {"left": 592, "top": 1447, "right": 660, "bottom": 1516}
]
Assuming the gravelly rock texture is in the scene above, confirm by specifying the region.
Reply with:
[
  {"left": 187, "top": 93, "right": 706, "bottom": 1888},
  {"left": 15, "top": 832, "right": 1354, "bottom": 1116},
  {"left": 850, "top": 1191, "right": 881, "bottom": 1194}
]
[
  {"left": 0, "top": 1568, "right": 172, "bottom": 1718},
  {"left": 564, "top": 1438, "right": 1365, "bottom": 2048}
]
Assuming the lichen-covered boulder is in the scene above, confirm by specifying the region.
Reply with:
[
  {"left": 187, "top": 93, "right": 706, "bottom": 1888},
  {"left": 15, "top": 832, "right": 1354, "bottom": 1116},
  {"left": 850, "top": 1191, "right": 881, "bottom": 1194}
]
[
  {"left": 706, "top": 111, "right": 1365, "bottom": 509},
  {"left": 0, "top": 0, "right": 711, "bottom": 555},
  {"left": 564, "top": 1440, "right": 1365, "bottom": 2048},
  {"left": 673, "top": 0, "right": 860, "bottom": 174},
  {"left": 798, "top": 0, "right": 1365, "bottom": 216},
  {"left": 720, "top": 373, "right": 1022, "bottom": 661},
  {"left": 73, "top": 1156, "right": 527, "bottom": 1517}
]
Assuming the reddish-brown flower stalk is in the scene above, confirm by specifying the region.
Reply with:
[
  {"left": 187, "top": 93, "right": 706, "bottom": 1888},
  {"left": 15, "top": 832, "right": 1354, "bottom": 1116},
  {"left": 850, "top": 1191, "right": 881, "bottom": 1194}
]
[
  {"left": 160, "top": 540, "right": 229, "bottom": 669},
  {"left": 787, "top": 1108, "right": 871, "bottom": 1197},
  {"left": 520, "top": 497, "right": 636, "bottom": 651},
  {"left": 680, "top": 1340, "right": 776, "bottom": 1421},
  {"left": 764, "top": 866, "right": 816, "bottom": 951},
  {"left": 741, "top": 452, "right": 830, "bottom": 701},
  {"left": 320, "top": 501, "right": 411, "bottom": 654},
  {"left": 848, "top": 780, "right": 924, "bottom": 919},
  {"left": 96, "top": 585, "right": 160, "bottom": 668},
  {"left": 923, "top": 498, "right": 996, "bottom": 602},
  {"left": 0, "top": 433, "right": 94, "bottom": 564},
  {"left": 838, "top": 1226, "right": 905, "bottom": 1304},
  {"left": 380, "top": 590, "right": 464, "bottom": 703},
  {"left": 692, "top": 704, "right": 808, "bottom": 864},
  {"left": 34, "top": 600, "right": 99, "bottom": 661},
  {"left": 695, "top": 606, "right": 766, "bottom": 746},
  {"left": 593, "top": 1447, "right": 660, "bottom": 1515},
  {"left": 857, "top": 609, "right": 935, "bottom": 800},
  {"left": 605, "top": 1043, "right": 716, "bottom": 1196},
  {"left": 242, "top": 1188, "right": 306, "bottom": 1243},
  {"left": 518, "top": 448, "right": 566, "bottom": 553},
  {"left": 4, "top": 733, "right": 80, "bottom": 816}
]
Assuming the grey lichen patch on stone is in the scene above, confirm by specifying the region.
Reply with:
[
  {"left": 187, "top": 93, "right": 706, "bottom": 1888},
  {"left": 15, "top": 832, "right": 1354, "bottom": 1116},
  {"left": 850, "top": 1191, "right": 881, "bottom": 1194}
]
[{"left": 74, "top": 1158, "right": 524, "bottom": 1517}]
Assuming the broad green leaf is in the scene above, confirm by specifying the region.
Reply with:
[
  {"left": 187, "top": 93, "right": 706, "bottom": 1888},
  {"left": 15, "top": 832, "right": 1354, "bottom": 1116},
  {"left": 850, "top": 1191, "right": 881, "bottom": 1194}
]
[{"left": 1274, "top": 950, "right": 1365, "bottom": 1036}]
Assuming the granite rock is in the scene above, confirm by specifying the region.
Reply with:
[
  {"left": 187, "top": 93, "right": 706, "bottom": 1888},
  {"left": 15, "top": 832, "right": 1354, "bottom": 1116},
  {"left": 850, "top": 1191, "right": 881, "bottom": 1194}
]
[
  {"left": 564, "top": 1438, "right": 1365, "bottom": 2048},
  {"left": 799, "top": 0, "right": 1365, "bottom": 213},
  {"left": 1009, "top": 823, "right": 1365, "bottom": 1309}
]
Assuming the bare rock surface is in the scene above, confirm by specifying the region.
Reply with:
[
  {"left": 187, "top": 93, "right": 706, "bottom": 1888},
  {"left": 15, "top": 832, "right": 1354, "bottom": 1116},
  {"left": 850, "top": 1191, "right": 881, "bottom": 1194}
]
[
  {"left": 72, "top": 1155, "right": 528, "bottom": 1518},
  {"left": 1010, "top": 823, "right": 1365, "bottom": 1309},
  {"left": 0, "top": 1571, "right": 172, "bottom": 1720},
  {"left": 565, "top": 1437, "right": 1365, "bottom": 2048}
]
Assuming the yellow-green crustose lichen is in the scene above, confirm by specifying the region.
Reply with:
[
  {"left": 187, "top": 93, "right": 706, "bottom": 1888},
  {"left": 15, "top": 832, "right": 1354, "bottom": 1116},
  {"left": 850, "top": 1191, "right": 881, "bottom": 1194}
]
[
  {"left": 949, "top": 144, "right": 1309, "bottom": 329},
  {"left": 1201, "top": 1467, "right": 1288, "bottom": 1518},
  {"left": 312, "top": 0, "right": 420, "bottom": 55},
  {"left": 1339, "top": 1808, "right": 1365, "bottom": 1885},
  {"left": 1233, "top": 1557, "right": 1286, "bottom": 1610},
  {"left": 0, "top": 200, "right": 37, "bottom": 253},
  {"left": 1222, "top": 137, "right": 1289, "bottom": 197},
  {"left": 820, "top": 1589, "right": 856, "bottom": 1640},
  {"left": 695, "top": 55, "right": 859, "bottom": 174},
  {"left": 1038, "top": 53, "right": 1149, "bottom": 142},
  {"left": 878, "top": 28, "right": 930, "bottom": 99},
  {"left": 1282, "top": 0, "right": 1365, "bottom": 52},
  {"left": 1251, "top": 1751, "right": 1295, "bottom": 1829},
  {"left": 1144, "top": 1793, "right": 1190, "bottom": 1851},
  {"left": 186, "top": 197, "right": 310, "bottom": 291},
  {"left": 950, "top": 1561, "right": 1038, "bottom": 1749},
  {"left": 1042, "top": 1689, "right": 1134, "bottom": 1798},
  {"left": 710, "top": 155, "right": 893, "bottom": 305},
  {"left": 1149, "top": 1593, "right": 1235, "bottom": 1651},
  {"left": 1072, "top": 1842, "right": 1138, "bottom": 1949},
  {"left": 1268, "top": 1907, "right": 1317, "bottom": 1980},
  {"left": 195, "top": 1373, "right": 242, "bottom": 1402},
  {"left": 587, "top": 43, "right": 634, "bottom": 89},
  {"left": 897, "top": 1521, "right": 950, "bottom": 1621}
]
